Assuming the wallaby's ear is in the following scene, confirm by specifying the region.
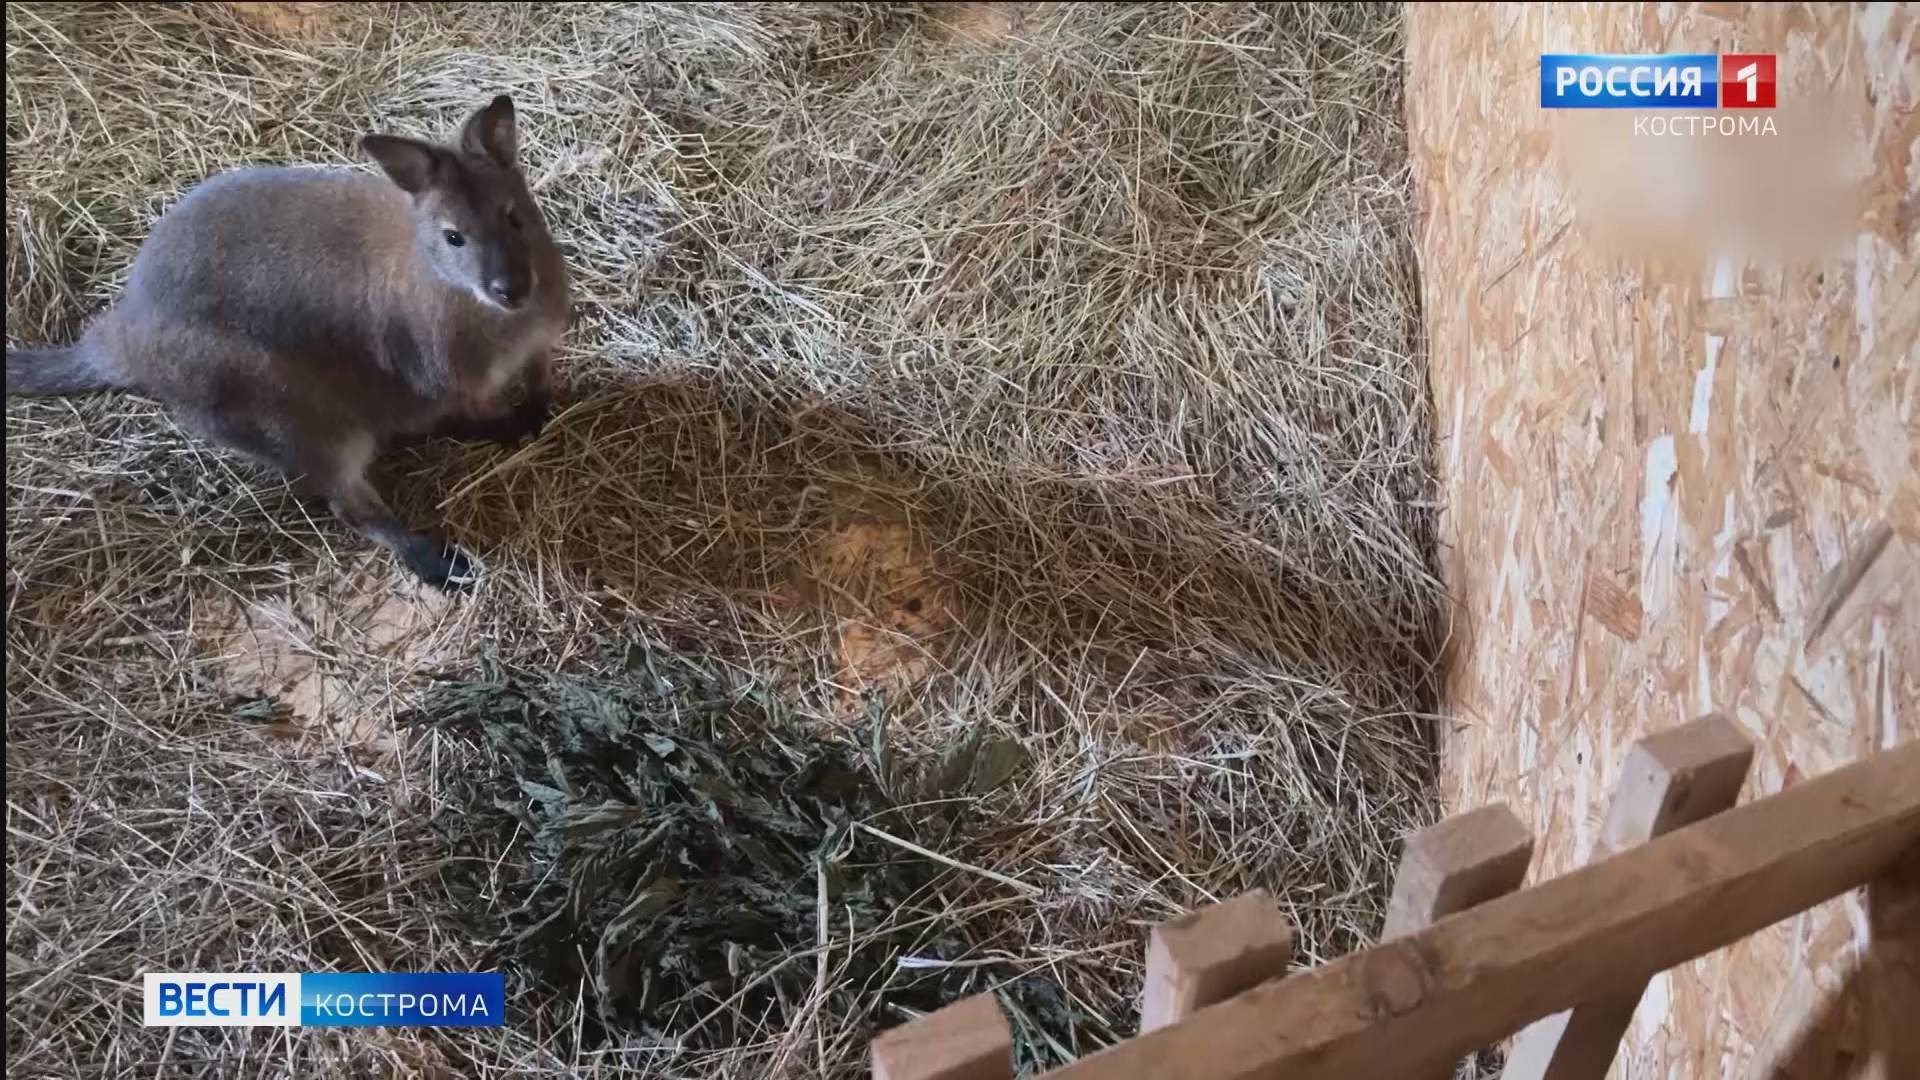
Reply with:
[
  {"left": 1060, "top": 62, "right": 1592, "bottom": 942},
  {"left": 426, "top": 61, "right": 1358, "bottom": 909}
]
[
  {"left": 360, "top": 135, "right": 440, "bottom": 194},
  {"left": 460, "top": 94, "right": 517, "bottom": 168}
]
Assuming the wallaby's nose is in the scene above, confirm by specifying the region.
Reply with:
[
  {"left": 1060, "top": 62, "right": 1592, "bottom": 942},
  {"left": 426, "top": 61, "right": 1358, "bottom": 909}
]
[{"left": 487, "top": 276, "right": 526, "bottom": 308}]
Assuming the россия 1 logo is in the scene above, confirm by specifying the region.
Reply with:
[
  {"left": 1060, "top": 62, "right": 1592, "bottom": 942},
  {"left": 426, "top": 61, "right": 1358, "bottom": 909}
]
[{"left": 1540, "top": 53, "right": 1776, "bottom": 109}]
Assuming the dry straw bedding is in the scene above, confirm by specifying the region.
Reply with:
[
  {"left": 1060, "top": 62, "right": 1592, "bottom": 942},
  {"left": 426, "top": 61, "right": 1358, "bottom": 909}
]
[{"left": 4, "top": 2, "right": 1444, "bottom": 1077}]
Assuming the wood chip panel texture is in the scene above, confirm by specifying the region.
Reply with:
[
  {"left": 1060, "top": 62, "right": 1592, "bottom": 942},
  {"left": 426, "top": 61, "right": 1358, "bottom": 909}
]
[{"left": 1406, "top": 3, "right": 1919, "bottom": 1077}]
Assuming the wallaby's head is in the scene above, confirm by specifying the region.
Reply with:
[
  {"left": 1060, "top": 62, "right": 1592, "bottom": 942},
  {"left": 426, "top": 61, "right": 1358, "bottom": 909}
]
[{"left": 359, "top": 95, "right": 547, "bottom": 312}]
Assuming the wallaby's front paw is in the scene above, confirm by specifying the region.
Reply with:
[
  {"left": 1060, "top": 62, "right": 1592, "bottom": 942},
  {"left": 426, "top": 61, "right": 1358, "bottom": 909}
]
[
  {"left": 434, "top": 394, "right": 549, "bottom": 447},
  {"left": 507, "top": 390, "right": 550, "bottom": 444}
]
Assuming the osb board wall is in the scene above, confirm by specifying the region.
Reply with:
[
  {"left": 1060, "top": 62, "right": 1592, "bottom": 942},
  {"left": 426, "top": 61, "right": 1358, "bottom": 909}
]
[{"left": 1407, "top": 3, "right": 1917, "bottom": 1077}]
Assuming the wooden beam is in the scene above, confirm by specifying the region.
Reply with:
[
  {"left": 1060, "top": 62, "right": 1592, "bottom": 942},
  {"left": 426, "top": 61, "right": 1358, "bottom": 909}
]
[
  {"left": 1140, "top": 889, "right": 1295, "bottom": 1033},
  {"left": 1380, "top": 804, "right": 1534, "bottom": 1080},
  {"left": 1504, "top": 715, "right": 1754, "bottom": 1080},
  {"left": 1383, "top": 803, "right": 1534, "bottom": 940},
  {"left": 872, "top": 992, "right": 1012, "bottom": 1080},
  {"left": 1037, "top": 740, "right": 1920, "bottom": 1080}
]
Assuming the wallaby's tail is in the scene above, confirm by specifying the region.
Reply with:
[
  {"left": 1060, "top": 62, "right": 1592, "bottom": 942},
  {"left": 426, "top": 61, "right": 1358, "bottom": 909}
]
[{"left": 6, "top": 343, "right": 121, "bottom": 397}]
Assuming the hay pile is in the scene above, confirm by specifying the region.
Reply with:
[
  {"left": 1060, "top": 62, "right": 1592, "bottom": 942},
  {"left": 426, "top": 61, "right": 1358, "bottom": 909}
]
[{"left": 5, "top": 3, "right": 1444, "bottom": 1077}]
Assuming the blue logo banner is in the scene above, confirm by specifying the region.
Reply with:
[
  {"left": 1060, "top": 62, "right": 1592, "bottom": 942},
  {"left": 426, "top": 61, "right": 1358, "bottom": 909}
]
[
  {"left": 1540, "top": 54, "right": 1718, "bottom": 108},
  {"left": 300, "top": 972, "right": 504, "bottom": 1027}
]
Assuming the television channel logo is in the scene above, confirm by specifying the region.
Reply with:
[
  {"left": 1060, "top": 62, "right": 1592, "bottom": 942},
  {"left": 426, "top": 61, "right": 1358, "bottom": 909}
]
[
  {"left": 143, "top": 972, "right": 504, "bottom": 1028},
  {"left": 1540, "top": 53, "right": 1776, "bottom": 109}
]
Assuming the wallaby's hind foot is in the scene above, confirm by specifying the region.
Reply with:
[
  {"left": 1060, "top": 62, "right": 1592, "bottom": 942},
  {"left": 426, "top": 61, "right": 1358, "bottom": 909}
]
[
  {"left": 391, "top": 531, "right": 477, "bottom": 593},
  {"left": 180, "top": 398, "right": 475, "bottom": 593},
  {"left": 326, "top": 472, "right": 476, "bottom": 593}
]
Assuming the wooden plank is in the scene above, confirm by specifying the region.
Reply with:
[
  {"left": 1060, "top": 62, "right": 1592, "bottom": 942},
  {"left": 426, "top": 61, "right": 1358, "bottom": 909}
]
[
  {"left": 1139, "top": 889, "right": 1294, "bottom": 1033},
  {"left": 872, "top": 992, "right": 1012, "bottom": 1080},
  {"left": 1383, "top": 804, "right": 1534, "bottom": 940},
  {"left": 1038, "top": 740, "right": 1920, "bottom": 1080},
  {"left": 1381, "top": 804, "right": 1534, "bottom": 1080},
  {"left": 1504, "top": 715, "right": 1754, "bottom": 1080}
]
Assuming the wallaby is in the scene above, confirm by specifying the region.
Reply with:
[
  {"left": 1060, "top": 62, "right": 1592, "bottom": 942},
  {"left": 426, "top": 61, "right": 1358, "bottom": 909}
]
[{"left": 5, "top": 95, "right": 569, "bottom": 591}]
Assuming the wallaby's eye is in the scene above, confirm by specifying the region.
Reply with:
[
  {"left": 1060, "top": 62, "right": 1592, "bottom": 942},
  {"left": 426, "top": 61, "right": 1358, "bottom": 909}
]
[
  {"left": 504, "top": 207, "right": 522, "bottom": 230},
  {"left": 444, "top": 230, "right": 465, "bottom": 248}
]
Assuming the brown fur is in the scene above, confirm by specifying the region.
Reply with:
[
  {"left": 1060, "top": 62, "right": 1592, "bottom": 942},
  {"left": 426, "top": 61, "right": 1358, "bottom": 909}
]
[{"left": 5, "top": 96, "right": 570, "bottom": 590}]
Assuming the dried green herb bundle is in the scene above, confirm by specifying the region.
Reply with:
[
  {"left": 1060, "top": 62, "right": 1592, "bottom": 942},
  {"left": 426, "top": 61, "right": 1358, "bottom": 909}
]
[{"left": 415, "top": 641, "right": 1072, "bottom": 1057}]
